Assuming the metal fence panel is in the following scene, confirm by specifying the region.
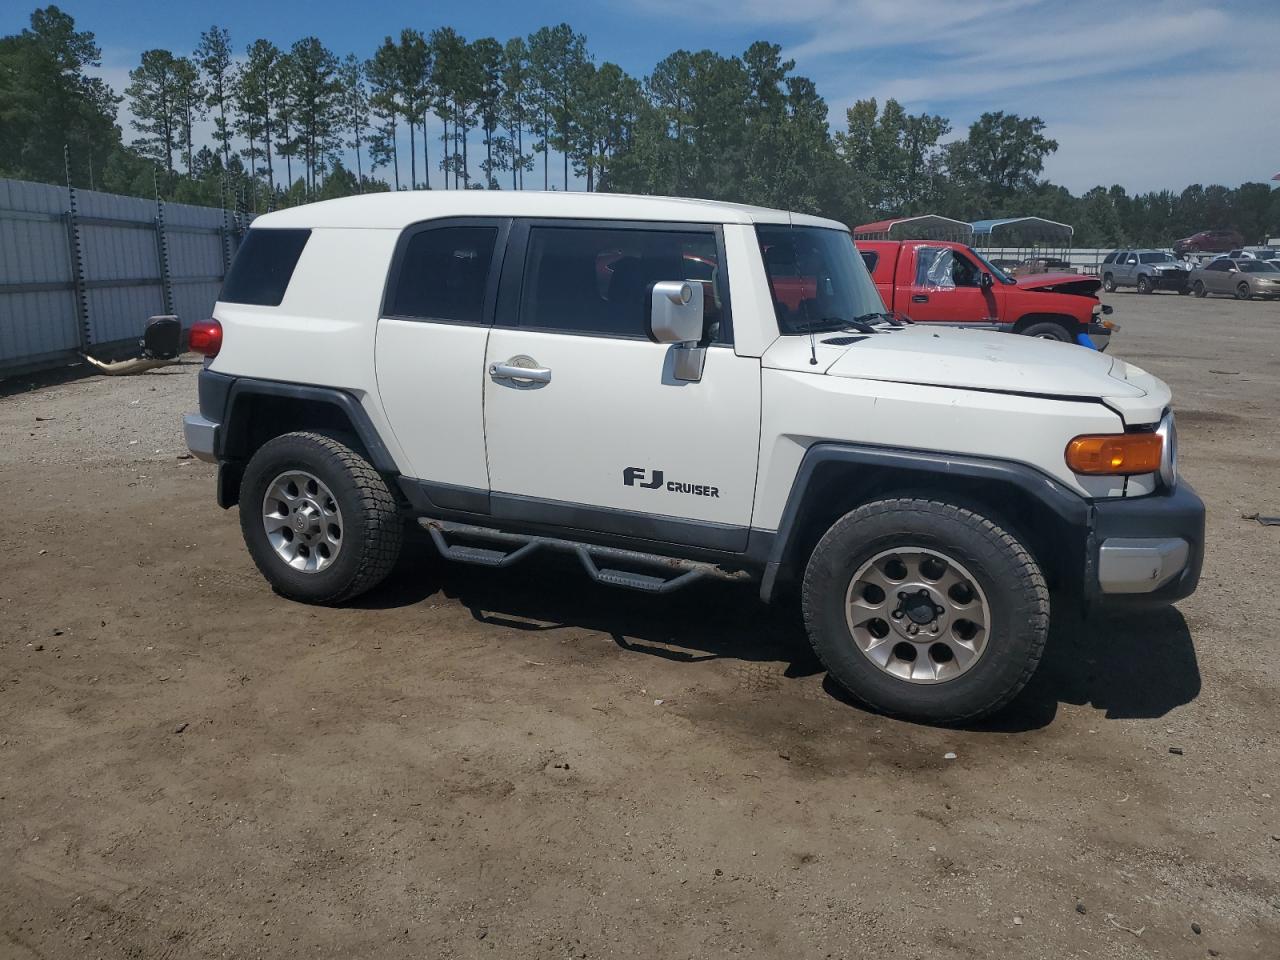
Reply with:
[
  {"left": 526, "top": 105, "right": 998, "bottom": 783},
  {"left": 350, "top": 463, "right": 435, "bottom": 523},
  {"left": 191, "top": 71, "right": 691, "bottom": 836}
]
[{"left": 0, "top": 177, "right": 246, "bottom": 375}]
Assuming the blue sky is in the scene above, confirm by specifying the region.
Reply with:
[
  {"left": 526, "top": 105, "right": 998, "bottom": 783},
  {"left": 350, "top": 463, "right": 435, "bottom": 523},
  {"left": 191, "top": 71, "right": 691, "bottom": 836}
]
[{"left": 6, "top": 0, "right": 1278, "bottom": 194}]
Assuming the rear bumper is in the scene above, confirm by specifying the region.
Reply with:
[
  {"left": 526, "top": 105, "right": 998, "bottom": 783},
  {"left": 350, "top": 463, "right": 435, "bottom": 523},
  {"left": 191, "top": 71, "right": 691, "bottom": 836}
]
[
  {"left": 1088, "top": 481, "right": 1205, "bottom": 607},
  {"left": 183, "top": 413, "right": 219, "bottom": 463}
]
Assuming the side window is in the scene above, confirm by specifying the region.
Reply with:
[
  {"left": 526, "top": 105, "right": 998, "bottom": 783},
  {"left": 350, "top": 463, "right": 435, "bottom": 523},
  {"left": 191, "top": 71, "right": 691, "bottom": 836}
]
[
  {"left": 1207, "top": 260, "right": 1227, "bottom": 272},
  {"left": 220, "top": 228, "right": 310, "bottom": 306},
  {"left": 860, "top": 250, "right": 879, "bottom": 273},
  {"left": 519, "top": 226, "right": 729, "bottom": 343},
  {"left": 1102, "top": 252, "right": 1116, "bottom": 265},
  {"left": 387, "top": 225, "right": 499, "bottom": 323},
  {"left": 915, "top": 247, "right": 953, "bottom": 289}
]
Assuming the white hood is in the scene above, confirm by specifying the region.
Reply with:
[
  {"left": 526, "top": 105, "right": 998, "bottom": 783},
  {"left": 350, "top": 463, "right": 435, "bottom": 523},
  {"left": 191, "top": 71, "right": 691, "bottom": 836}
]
[{"left": 762, "top": 326, "right": 1171, "bottom": 423}]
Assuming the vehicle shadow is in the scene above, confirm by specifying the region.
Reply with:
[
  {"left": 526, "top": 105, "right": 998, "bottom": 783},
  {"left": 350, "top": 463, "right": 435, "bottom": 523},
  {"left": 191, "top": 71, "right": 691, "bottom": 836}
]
[{"left": 357, "top": 545, "right": 1200, "bottom": 731}]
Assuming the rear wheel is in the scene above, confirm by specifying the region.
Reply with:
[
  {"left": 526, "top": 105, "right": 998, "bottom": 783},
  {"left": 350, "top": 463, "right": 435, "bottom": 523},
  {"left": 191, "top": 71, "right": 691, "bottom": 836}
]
[
  {"left": 1193, "top": 280, "right": 1207, "bottom": 298},
  {"left": 1235, "top": 282, "right": 1252, "bottom": 300},
  {"left": 1102, "top": 273, "right": 1115, "bottom": 293},
  {"left": 1019, "top": 320, "right": 1073, "bottom": 342},
  {"left": 1136, "top": 275, "right": 1151, "bottom": 295},
  {"left": 239, "top": 431, "right": 402, "bottom": 604},
  {"left": 801, "top": 499, "right": 1049, "bottom": 724}
]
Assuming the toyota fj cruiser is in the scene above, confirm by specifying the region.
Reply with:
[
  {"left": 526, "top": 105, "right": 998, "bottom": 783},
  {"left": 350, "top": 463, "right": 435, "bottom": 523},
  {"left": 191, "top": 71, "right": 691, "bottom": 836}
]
[{"left": 184, "top": 192, "right": 1204, "bottom": 724}]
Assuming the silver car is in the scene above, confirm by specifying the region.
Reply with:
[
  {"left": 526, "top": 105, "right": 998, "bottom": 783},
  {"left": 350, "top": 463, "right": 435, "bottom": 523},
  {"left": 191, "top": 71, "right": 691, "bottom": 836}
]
[
  {"left": 1191, "top": 258, "right": 1280, "bottom": 299},
  {"left": 1101, "top": 249, "right": 1191, "bottom": 294}
]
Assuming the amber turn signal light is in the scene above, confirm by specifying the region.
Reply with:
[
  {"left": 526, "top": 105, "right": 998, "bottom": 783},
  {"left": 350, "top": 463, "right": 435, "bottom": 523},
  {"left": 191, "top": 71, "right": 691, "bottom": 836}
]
[{"left": 1065, "top": 433, "right": 1163, "bottom": 475}]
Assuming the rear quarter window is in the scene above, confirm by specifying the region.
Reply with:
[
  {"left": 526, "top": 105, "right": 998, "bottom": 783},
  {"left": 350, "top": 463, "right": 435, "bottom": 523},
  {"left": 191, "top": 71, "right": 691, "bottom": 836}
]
[{"left": 220, "top": 228, "right": 311, "bottom": 306}]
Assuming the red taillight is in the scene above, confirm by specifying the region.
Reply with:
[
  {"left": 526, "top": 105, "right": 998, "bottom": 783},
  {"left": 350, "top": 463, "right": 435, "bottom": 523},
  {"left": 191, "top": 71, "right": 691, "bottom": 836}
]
[{"left": 189, "top": 319, "right": 222, "bottom": 358}]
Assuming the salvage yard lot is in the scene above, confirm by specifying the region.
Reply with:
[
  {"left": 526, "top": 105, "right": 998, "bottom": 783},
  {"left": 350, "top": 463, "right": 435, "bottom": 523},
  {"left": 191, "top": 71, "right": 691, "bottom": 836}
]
[{"left": 1, "top": 291, "right": 1278, "bottom": 959}]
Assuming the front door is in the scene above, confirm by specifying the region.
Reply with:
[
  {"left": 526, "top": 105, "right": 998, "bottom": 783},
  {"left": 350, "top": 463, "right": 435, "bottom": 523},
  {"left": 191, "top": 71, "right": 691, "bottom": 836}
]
[
  {"left": 903, "top": 245, "right": 1000, "bottom": 324},
  {"left": 481, "top": 220, "right": 761, "bottom": 551}
]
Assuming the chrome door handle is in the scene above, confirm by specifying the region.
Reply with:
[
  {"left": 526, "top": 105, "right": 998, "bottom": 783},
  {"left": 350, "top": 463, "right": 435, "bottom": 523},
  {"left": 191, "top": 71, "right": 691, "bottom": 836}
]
[{"left": 490, "top": 361, "right": 552, "bottom": 383}]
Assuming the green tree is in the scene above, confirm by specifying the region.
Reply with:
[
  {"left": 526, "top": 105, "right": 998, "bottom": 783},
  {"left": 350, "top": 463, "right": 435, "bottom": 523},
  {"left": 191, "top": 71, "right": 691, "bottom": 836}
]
[
  {"left": 336, "top": 53, "right": 371, "bottom": 187},
  {"left": 285, "top": 37, "right": 341, "bottom": 193},
  {"left": 126, "top": 49, "right": 185, "bottom": 175},
  {"left": 395, "top": 29, "right": 431, "bottom": 188},
  {"left": 366, "top": 38, "right": 401, "bottom": 189},
  {"left": 173, "top": 56, "right": 204, "bottom": 175},
  {"left": 0, "top": 6, "right": 121, "bottom": 186},
  {"left": 528, "top": 24, "right": 589, "bottom": 190},
  {"left": 947, "top": 111, "right": 1058, "bottom": 210},
  {"left": 499, "top": 37, "right": 534, "bottom": 189},
  {"left": 472, "top": 37, "right": 505, "bottom": 188},
  {"left": 195, "top": 26, "right": 233, "bottom": 170}
]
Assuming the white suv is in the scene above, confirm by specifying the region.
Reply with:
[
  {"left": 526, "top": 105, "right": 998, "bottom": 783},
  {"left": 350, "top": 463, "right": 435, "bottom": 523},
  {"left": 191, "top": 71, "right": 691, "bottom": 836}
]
[{"left": 183, "top": 192, "right": 1204, "bottom": 724}]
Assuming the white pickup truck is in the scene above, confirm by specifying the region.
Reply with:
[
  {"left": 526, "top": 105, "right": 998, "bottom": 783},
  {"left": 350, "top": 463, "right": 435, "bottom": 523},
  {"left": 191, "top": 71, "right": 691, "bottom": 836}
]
[{"left": 184, "top": 192, "right": 1203, "bottom": 724}]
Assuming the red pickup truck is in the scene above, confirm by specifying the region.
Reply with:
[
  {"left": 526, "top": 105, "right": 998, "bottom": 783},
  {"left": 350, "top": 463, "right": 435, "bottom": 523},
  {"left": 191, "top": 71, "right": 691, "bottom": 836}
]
[{"left": 856, "top": 240, "right": 1115, "bottom": 349}]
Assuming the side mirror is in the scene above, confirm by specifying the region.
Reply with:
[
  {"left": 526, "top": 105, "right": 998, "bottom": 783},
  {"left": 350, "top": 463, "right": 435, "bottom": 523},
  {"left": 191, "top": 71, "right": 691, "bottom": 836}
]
[
  {"left": 647, "top": 280, "right": 706, "bottom": 382},
  {"left": 980, "top": 272, "right": 994, "bottom": 289},
  {"left": 647, "top": 280, "right": 704, "bottom": 344}
]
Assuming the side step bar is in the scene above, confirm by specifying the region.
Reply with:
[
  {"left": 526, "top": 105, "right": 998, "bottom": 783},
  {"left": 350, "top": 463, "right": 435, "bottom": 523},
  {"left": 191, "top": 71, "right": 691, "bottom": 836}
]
[{"left": 420, "top": 519, "right": 750, "bottom": 594}]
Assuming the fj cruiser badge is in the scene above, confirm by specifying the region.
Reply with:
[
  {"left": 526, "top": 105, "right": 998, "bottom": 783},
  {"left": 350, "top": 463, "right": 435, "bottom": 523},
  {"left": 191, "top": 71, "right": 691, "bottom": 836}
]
[{"left": 623, "top": 467, "right": 719, "bottom": 499}]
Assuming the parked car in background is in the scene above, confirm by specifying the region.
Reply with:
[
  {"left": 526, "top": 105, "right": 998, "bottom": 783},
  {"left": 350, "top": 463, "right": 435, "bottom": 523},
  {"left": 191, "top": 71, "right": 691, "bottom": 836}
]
[
  {"left": 1011, "top": 256, "right": 1077, "bottom": 276},
  {"left": 1173, "top": 229, "right": 1244, "bottom": 256},
  {"left": 1190, "top": 258, "right": 1280, "bottom": 299},
  {"left": 857, "top": 240, "right": 1113, "bottom": 347},
  {"left": 1226, "top": 247, "right": 1278, "bottom": 262},
  {"left": 1101, "top": 249, "right": 1191, "bottom": 294}
]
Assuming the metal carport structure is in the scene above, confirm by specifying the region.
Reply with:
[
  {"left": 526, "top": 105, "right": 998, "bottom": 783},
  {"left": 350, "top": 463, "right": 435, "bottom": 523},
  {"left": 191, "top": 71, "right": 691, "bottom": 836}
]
[
  {"left": 970, "top": 217, "right": 1074, "bottom": 266},
  {"left": 851, "top": 215, "right": 974, "bottom": 242}
]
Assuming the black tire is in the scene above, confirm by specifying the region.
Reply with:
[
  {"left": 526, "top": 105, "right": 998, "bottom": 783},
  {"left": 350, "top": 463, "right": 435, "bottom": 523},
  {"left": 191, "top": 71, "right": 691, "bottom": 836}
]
[
  {"left": 1136, "top": 275, "right": 1151, "bottom": 295},
  {"left": 1102, "top": 273, "right": 1115, "bottom": 293},
  {"left": 1235, "top": 282, "right": 1251, "bottom": 301},
  {"left": 801, "top": 498, "right": 1049, "bottom": 724},
  {"left": 239, "top": 431, "right": 402, "bottom": 604},
  {"left": 1193, "top": 280, "right": 1207, "bottom": 298},
  {"left": 1019, "top": 320, "right": 1073, "bottom": 342}
]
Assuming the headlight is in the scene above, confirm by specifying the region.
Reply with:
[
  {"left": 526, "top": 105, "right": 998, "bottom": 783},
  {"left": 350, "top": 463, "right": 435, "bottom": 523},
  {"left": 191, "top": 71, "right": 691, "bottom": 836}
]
[{"left": 1157, "top": 412, "right": 1177, "bottom": 489}]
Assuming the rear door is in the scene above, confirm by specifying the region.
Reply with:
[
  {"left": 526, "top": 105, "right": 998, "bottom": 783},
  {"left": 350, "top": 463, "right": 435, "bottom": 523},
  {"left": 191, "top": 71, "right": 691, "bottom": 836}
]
[
  {"left": 375, "top": 217, "right": 509, "bottom": 497},
  {"left": 480, "top": 219, "right": 761, "bottom": 551},
  {"left": 901, "top": 244, "right": 999, "bottom": 324}
]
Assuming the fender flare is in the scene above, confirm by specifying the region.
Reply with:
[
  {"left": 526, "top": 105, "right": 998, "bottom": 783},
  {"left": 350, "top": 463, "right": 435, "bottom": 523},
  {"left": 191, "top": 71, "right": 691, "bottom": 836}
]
[
  {"left": 202, "top": 371, "right": 400, "bottom": 474},
  {"left": 758, "top": 442, "right": 1092, "bottom": 602}
]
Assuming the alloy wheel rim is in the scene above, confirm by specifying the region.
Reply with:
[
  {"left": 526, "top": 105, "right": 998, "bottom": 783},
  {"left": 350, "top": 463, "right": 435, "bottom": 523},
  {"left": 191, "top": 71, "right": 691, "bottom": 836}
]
[
  {"left": 262, "top": 470, "right": 343, "bottom": 573},
  {"left": 844, "top": 547, "right": 991, "bottom": 684}
]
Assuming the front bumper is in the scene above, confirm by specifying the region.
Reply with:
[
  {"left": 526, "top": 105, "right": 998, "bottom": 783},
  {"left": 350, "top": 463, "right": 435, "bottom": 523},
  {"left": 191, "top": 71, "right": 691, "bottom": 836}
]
[
  {"left": 1088, "top": 481, "right": 1205, "bottom": 607},
  {"left": 1149, "top": 271, "right": 1190, "bottom": 290},
  {"left": 1083, "top": 319, "right": 1114, "bottom": 352}
]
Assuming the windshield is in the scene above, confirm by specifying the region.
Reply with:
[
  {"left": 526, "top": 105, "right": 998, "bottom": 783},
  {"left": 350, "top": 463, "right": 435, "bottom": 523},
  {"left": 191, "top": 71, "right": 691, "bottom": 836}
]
[
  {"left": 1140, "top": 252, "right": 1175, "bottom": 264},
  {"left": 756, "top": 226, "right": 885, "bottom": 334},
  {"left": 1239, "top": 261, "right": 1279, "bottom": 273},
  {"left": 969, "top": 247, "right": 1015, "bottom": 284}
]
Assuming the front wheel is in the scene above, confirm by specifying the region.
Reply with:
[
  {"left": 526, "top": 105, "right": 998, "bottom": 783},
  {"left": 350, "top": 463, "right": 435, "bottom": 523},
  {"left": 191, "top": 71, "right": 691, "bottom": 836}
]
[
  {"left": 1019, "top": 320, "right": 1073, "bottom": 342},
  {"left": 1235, "top": 282, "right": 1252, "bottom": 300},
  {"left": 239, "top": 431, "right": 403, "bottom": 604},
  {"left": 802, "top": 499, "right": 1049, "bottom": 724},
  {"left": 1193, "top": 280, "right": 1207, "bottom": 298}
]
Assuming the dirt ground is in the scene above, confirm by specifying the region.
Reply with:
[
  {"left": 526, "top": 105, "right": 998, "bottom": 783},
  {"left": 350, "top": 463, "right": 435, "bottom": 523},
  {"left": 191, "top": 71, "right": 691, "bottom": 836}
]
[{"left": 2, "top": 290, "right": 1278, "bottom": 960}]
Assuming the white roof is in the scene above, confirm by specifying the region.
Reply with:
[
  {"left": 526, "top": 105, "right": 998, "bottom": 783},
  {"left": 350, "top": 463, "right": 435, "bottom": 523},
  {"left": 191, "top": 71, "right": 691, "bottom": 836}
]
[{"left": 253, "top": 190, "right": 847, "bottom": 231}]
